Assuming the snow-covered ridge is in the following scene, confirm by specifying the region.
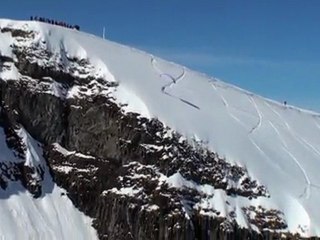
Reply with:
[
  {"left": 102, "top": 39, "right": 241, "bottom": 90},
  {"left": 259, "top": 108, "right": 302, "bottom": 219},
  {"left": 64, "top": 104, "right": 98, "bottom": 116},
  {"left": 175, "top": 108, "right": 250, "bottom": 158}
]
[
  {"left": 1, "top": 19, "right": 320, "bottom": 237},
  {"left": 0, "top": 125, "right": 97, "bottom": 239}
]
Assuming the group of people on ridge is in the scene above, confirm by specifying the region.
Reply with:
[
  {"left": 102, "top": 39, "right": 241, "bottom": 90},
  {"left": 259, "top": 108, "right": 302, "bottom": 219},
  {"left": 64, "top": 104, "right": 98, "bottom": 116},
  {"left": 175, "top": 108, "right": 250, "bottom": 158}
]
[{"left": 30, "top": 16, "right": 80, "bottom": 31}]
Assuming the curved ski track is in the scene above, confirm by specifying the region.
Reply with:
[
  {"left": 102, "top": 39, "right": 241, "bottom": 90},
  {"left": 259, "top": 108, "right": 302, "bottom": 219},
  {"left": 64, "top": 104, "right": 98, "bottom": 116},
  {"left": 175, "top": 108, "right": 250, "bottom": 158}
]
[
  {"left": 150, "top": 58, "right": 320, "bottom": 199},
  {"left": 210, "top": 83, "right": 247, "bottom": 129},
  {"left": 248, "top": 97, "right": 262, "bottom": 134},
  {"left": 210, "top": 83, "right": 283, "bottom": 177},
  {"left": 209, "top": 86, "right": 320, "bottom": 199},
  {"left": 151, "top": 57, "right": 199, "bottom": 110},
  {"left": 314, "top": 117, "right": 320, "bottom": 131},
  {"left": 265, "top": 102, "right": 320, "bottom": 198}
]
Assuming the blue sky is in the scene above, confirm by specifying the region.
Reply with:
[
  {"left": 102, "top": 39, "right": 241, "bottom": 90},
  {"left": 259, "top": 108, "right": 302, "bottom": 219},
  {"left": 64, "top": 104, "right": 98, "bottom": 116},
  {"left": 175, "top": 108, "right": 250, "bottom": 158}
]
[{"left": 1, "top": 0, "right": 320, "bottom": 111}]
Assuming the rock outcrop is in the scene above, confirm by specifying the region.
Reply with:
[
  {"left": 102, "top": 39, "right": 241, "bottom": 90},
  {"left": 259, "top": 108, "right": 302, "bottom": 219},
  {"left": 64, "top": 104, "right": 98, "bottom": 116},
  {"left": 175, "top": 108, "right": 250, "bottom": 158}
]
[{"left": 0, "top": 24, "right": 318, "bottom": 240}]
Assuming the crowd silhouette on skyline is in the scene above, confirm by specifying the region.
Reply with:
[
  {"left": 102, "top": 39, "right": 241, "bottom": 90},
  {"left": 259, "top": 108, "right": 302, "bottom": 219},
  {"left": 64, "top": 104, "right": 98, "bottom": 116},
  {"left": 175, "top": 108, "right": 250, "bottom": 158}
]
[{"left": 30, "top": 16, "right": 80, "bottom": 31}]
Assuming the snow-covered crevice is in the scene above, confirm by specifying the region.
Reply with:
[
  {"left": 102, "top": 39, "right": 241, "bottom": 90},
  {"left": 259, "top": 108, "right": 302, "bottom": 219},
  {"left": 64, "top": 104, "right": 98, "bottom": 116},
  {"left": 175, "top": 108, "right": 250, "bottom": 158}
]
[
  {"left": 17, "top": 127, "right": 43, "bottom": 168},
  {"left": 51, "top": 143, "right": 98, "bottom": 174}
]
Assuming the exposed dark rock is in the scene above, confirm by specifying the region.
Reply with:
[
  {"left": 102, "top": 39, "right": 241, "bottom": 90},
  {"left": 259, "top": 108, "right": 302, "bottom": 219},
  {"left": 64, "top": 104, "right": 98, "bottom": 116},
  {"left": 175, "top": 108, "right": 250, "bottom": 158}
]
[
  {"left": 1, "top": 80, "right": 66, "bottom": 144},
  {"left": 0, "top": 25, "right": 318, "bottom": 240},
  {"left": 242, "top": 206, "right": 287, "bottom": 231},
  {"left": 0, "top": 27, "right": 34, "bottom": 38},
  {"left": 0, "top": 55, "right": 13, "bottom": 63},
  {"left": 0, "top": 104, "right": 44, "bottom": 197}
]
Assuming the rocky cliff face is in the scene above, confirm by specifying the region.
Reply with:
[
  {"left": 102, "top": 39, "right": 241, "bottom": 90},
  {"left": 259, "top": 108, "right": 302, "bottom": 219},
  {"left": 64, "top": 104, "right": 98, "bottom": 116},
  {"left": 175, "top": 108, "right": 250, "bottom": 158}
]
[{"left": 0, "top": 24, "right": 318, "bottom": 240}]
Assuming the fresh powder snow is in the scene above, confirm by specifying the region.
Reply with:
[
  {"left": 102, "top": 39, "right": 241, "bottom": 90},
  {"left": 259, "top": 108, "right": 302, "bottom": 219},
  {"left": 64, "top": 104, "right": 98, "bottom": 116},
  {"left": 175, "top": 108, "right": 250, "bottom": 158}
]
[
  {"left": 0, "top": 126, "right": 98, "bottom": 239},
  {"left": 1, "top": 19, "right": 320, "bottom": 237}
]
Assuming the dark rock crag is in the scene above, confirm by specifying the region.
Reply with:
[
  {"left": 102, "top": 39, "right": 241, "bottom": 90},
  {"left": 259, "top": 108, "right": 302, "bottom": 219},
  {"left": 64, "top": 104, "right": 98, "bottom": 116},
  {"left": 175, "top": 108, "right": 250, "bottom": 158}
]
[{"left": 0, "top": 25, "right": 318, "bottom": 240}]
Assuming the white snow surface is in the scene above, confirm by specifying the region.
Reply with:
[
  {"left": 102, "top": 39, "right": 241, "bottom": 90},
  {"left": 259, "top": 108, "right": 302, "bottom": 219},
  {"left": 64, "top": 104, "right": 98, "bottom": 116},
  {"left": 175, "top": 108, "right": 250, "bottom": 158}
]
[
  {"left": 0, "top": 126, "right": 98, "bottom": 239},
  {"left": 1, "top": 19, "right": 320, "bottom": 237}
]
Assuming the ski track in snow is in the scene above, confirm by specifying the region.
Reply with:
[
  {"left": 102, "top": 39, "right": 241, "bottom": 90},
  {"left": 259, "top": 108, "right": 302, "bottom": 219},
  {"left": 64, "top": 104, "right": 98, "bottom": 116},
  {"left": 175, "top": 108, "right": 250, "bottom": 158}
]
[
  {"left": 299, "top": 137, "right": 320, "bottom": 159},
  {"left": 151, "top": 57, "right": 200, "bottom": 110},
  {"left": 210, "top": 84, "right": 279, "bottom": 173},
  {"left": 265, "top": 102, "right": 320, "bottom": 195},
  {"left": 268, "top": 121, "right": 288, "bottom": 148},
  {"left": 2, "top": 19, "right": 320, "bottom": 237},
  {"left": 249, "top": 137, "right": 279, "bottom": 171},
  {"left": 248, "top": 97, "right": 262, "bottom": 134},
  {"left": 292, "top": 132, "right": 320, "bottom": 160},
  {"left": 150, "top": 57, "right": 162, "bottom": 75},
  {"left": 265, "top": 102, "right": 320, "bottom": 159},
  {"left": 282, "top": 147, "right": 311, "bottom": 199},
  {"left": 211, "top": 82, "right": 284, "bottom": 175},
  {"left": 210, "top": 83, "right": 247, "bottom": 128},
  {"left": 310, "top": 183, "right": 320, "bottom": 190},
  {"left": 314, "top": 117, "right": 320, "bottom": 131}
]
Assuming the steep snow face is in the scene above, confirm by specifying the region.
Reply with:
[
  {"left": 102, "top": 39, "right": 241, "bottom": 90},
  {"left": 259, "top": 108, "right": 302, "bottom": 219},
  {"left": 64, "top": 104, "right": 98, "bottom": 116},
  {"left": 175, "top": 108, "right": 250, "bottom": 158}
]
[
  {"left": 0, "top": 184, "right": 98, "bottom": 240},
  {"left": 0, "top": 128, "right": 97, "bottom": 240},
  {"left": 1, "top": 19, "right": 320, "bottom": 237},
  {"left": 0, "top": 126, "right": 98, "bottom": 240}
]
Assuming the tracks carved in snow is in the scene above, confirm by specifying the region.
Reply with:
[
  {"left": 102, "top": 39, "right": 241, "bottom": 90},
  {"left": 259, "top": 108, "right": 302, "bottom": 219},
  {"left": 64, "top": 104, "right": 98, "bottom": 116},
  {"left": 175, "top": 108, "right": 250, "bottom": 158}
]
[
  {"left": 265, "top": 102, "right": 320, "bottom": 197},
  {"left": 210, "top": 83, "right": 273, "bottom": 171},
  {"left": 265, "top": 102, "right": 320, "bottom": 159},
  {"left": 210, "top": 84, "right": 280, "bottom": 179},
  {"left": 151, "top": 57, "right": 199, "bottom": 110},
  {"left": 282, "top": 147, "right": 311, "bottom": 199},
  {"left": 268, "top": 121, "right": 288, "bottom": 148},
  {"left": 249, "top": 97, "right": 262, "bottom": 134},
  {"left": 210, "top": 83, "right": 246, "bottom": 128},
  {"left": 211, "top": 84, "right": 320, "bottom": 198},
  {"left": 314, "top": 117, "right": 320, "bottom": 131}
]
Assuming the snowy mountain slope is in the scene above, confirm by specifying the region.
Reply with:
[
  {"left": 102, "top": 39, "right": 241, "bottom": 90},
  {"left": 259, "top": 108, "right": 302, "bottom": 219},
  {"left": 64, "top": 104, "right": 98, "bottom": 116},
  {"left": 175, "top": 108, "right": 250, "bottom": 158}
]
[
  {"left": 0, "top": 19, "right": 320, "bottom": 238},
  {"left": 0, "top": 126, "right": 97, "bottom": 239}
]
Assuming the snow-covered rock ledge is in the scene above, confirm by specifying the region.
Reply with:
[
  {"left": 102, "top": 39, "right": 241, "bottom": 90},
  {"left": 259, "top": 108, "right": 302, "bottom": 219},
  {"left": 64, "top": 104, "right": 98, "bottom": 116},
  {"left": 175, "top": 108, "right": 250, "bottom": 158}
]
[{"left": 1, "top": 18, "right": 320, "bottom": 239}]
